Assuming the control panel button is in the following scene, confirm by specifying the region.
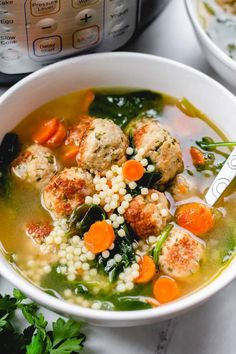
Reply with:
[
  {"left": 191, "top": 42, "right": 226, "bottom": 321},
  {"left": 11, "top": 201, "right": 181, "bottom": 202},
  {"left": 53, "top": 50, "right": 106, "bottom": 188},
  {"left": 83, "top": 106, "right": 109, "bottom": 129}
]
[
  {"left": 0, "top": 0, "right": 14, "bottom": 10},
  {"left": 72, "top": 0, "right": 97, "bottom": 9},
  {"left": 0, "top": 11, "right": 15, "bottom": 30},
  {"left": 1, "top": 48, "right": 20, "bottom": 60},
  {"left": 33, "top": 35, "right": 62, "bottom": 56},
  {"left": 30, "top": 0, "right": 60, "bottom": 17},
  {"left": 0, "top": 32, "right": 17, "bottom": 46},
  {"left": 76, "top": 8, "right": 96, "bottom": 27},
  {"left": 73, "top": 26, "right": 99, "bottom": 49},
  {"left": 36, "top": 18, "right": 57, "bottom": 34}
]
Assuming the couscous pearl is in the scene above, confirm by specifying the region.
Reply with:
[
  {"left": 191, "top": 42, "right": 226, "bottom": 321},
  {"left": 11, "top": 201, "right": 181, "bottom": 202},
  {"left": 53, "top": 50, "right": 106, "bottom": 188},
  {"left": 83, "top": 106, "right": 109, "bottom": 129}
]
[
  {"left": 68, "top": 266, "right": 75, "bottom": 273},
  {"left": 117, "top": 207, "right": 125, "bottom": 215},
  {"left": 113, "top": 221, "right": 119, "bottom": 229},
  {"left": 102, "top": 250, "right": 110, "bottom": 259},
  {"left": 60, "top": 258, "right": 67, "bottom": 264},
  {"left": 148, "top": 236, "right": 157, "bottom": 243},
  {"left": 126, "top": 147, "right": 134, "bottom": 155},
  {"left": 100, "top": 177, "right": 107, "bottom": 184},
  {"left": 119, "top": 182, "right": 126, "bottom": 189},
  {"left": 117, "top": 216, "right": 124, "bottom": 224},
  {"left": 80, "top": 254, "right": 87, "bottom": 262},
  {"left": 82, "top": 263, "right": 90, "bottom": 271},
  {"left": 110, "top": 201, "right": 118, "bottom": 209},
  {"left": 126, "top": 282, "right": 134, "bottom": 291},
  {"left": 68, "top": 274, "right": 76, "bottom": 281},
  {"left": 102, "top": 184, "right": 109, "bottom": 191},
  {"left": 106, "top": 219, "right": 112, "bottom": 225},
  {"left": 110, "top": 214, "right": 117, "bottom": 222},
  {"left": 131, "top": 263, "right": 139, "bottom": 270},
  {"left": 119, "top": 188, "right": 126, "bottom": 195},
  {"left": 90, "top": 269, "right": 97, "bottom": 276},
  {"left": 74, "top": 248, "right": 82, "bottom": 256},
  {"left": 134, "top": 154, "right": 141, "bottom": 161},
  {"left": 118, "top": 229, "right": 126, "bottom": 237},
  {"left": 147, "top": 164, "right": 155, "bottom": 172},
  {"left": 82, "top": 246, "right": 88, "bottom": 253},
  {"left": 106, "top": 171, "right": 113, "bottom": 179},
  {"left": 72, "top": 235, "right": 80, "bottom": 244},
  {"left": 60, "top": 243, "right": 67, "bottom": 249},
  {"left": 44, "top": 265, "right": 51, "bottom": 274},
  {"left": 109, "top": 243, "right": 115, "bottom": 250},
  {"left": 161, "top": 209, "right": 168, "bottom": 217},
  {"left": 121, "top": 201, "right": 129, "bottom": 209},
  {"left": 95, "top": 184, "right": 102, "bottom": 191},
  {"left": 150, "top": 193, "right": 159, "bottom": 201},
  {"left": 141, "top": 159, "right": 148, "bottom": 167},
  {"left": 82, "top": 300, "right": 90, "bottom": 308},
  {"left": 129, "top": 182, "right": 137, "bottom": 190},
  {"left": 66, "top": 254, "right": 74, "bottom": 261},
  {"left": 75, "top": 261, "right": 82, "bottom": 268},
  {"left": 112, "top": 194, "right": 119, "bottom": 201},
  {"left": 142, "top": 245, "right": 149, "bottom": 251},
  {"left": 112, "top": 185, "right": 119, "bottom": 192},
  {"left": 92, "top": 302, "right": 102, "bottom": 310},
  {"left": 93, "top": 196, "right": 101, "bottom": 205},
  {"left": 66, "top": 246, "right": 74, "bottom": 252},
  {"left": 45, "top": 236, "right": 53, "bottom": 244},
  {"left": 138, "top": 148, "right": 145, "bottom": 156},
  {"left": 119, "top": 272, "right": 125, "bottom": 280},
  {"left": 135, "top": 255, "right": 141, "bottom": 262},
  {"left": 55, "top": 236, "right": 63, "bottom": 244},
  {"left": 117, "top": 284, "right": 126, "bottom": 292},
  {"left": 132, "top": 242, "right": 138, "bottom": 249},
  {"left": 124, "top": 194, "right": 132, "bottom": 202},
  {"left": 85, "top": 196, "right": 93, "bottom": 204},
  {"left": 141, "top": 188, "right": 149, "bottom": 195},
  {"left": 104, "top": 204, "right": 112, "bottom": 212},
  {"left": 107, "top": 259, "right": 115, "bottom": 267},
  {"left": 99, "top": 191, "right": 106, "bottom": 199},
  {"left": 27, "top": 260, "right": 35, "bottom": 267},
  {"left": 114, "top": 254, "right": 122, "bottom": 262},
  {"left": 64, "top": 289, "right": 72, "bottom": 298}
]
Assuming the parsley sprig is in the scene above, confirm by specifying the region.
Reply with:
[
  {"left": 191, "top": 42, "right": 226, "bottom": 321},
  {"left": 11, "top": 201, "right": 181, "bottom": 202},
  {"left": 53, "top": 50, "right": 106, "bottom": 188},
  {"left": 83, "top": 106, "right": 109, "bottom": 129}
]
[{"left": 0, "top": 289, "right": 85, "bottom": 354}]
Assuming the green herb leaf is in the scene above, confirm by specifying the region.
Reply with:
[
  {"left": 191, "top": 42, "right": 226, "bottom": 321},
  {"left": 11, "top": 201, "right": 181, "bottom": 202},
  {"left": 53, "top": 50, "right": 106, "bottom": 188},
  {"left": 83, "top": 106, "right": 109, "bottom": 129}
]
[
  {"left": 196, "top": 136, "right": 236, "bottom": 151},
  {"left": 153, "top": 224, "right": 174, "bottom": 265},
  {"left": 51, "top": 318, "right": 83, "bottom": 347}
]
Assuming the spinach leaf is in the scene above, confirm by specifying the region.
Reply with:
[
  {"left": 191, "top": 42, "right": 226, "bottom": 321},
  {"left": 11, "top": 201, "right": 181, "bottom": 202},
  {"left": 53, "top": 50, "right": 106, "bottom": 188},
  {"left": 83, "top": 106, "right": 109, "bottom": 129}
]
[
  {"left": 97, "top": 225, "right": 135, "bottom": 282},
  {"left": 67, "top": 204, "right": 106, "bottom": 237},
  {"left": 153, "top": 224, "right": 173, "bottom": 265},
  {"left": 117, "top": 296, "right": 151, "bottom": 311},
  {"left": 89, "top": 91, "right": 163, "bottom": 128},
  {"left": 0, "top": 133, "right": 20, "bottom": 197},
  {"left": 221, "top": 235, "right": 236, "bottom": 264}
]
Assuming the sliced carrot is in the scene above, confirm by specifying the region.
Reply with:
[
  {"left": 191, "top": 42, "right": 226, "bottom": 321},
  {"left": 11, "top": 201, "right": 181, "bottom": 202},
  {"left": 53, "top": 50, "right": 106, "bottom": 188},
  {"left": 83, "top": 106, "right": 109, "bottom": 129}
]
[
  {"left": 134, "top": 255, "right": 156, "bottom": 284},
  {"left": 122, "top": 160, "right": 145, "bottom": 181},
  {"left": 153, "top": 276, "right": 179, "bottom": 303},
  {"left": 107, "top": 180, "right": 112, "bottom": 188},
  {"left": 84, "top": 220, "right": 115, "bottom": 254},
  {"left": 63, "top": 146, "right": 80, "bottom": 163},
  {"left": 190, "top": 146, "right": 205, "bottom": 165},
  {"left": 82, "top": 89, "right": 95, "bottom": 113},
  {"left": 33, "top": 118, "right": 59, "bottom": 144},
  {"left": 175, "top": 202, "right": 214, "bottom": 236},
  {"left": 46, "top": 122, "right": 67, "bottom": 148}
]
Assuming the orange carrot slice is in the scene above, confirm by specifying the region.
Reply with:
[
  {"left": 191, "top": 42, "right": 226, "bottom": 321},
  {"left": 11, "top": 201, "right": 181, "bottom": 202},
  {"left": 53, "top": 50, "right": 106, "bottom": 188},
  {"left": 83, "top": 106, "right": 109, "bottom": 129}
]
[
  {"left": 46, "top": 122, "right": 67, "bottom": 148},
  {"left": 33, "top": 118, "right": 59, "bottom": 144},
  {"left": 84, "top": 221, "right": 115, "bottom": 254},
  {"left": 122, "top": 160, "right": 145, "bottom": 181},
  {"left": 63, "top": 146, "right": 80, "bottom": 163},
  {"left": 134, "top": 255, "right": 156, "bottom": 284},
  {"left": 175, "top": 202, "right": 214, "bottom": 235},
  {"left": 153, "top": 276, "right": 179, "bottom": 303},
  {"left": 190, "top": 146, "right": 205, "bottom": 165}
]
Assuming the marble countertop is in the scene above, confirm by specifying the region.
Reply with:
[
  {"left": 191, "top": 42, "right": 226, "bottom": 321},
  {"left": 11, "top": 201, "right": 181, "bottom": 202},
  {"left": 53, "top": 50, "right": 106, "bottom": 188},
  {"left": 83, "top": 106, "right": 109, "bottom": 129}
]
[{"left": 1, "top": 0, "right": 236, "bottom": 353}]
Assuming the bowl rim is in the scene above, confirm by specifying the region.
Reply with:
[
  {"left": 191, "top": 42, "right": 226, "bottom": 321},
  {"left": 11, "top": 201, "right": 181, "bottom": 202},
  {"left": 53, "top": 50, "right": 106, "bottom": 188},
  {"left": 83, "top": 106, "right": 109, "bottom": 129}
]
[
  {"left": 1, "top": 51, "right": 236, "bottom": 324},
  {"left": 185, "top": 0, "right": 236, "bottom": 71}
]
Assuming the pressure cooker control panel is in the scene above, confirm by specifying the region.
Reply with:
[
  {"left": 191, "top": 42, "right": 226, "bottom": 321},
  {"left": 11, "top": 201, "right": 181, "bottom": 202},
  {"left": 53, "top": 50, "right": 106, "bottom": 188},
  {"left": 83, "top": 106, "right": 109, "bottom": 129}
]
[{"left": 0, "top": 0, "right": 138, "bottom": 74}]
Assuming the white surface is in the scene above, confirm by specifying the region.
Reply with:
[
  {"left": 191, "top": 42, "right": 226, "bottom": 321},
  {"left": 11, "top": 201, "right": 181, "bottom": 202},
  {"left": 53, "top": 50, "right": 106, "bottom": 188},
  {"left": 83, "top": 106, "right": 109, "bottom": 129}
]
[
  {"left": 185, "top": 0, "right": 236, "bottom": 90},
  {"left": 0, "top": 0, "right": 236, "bottom": 352}
]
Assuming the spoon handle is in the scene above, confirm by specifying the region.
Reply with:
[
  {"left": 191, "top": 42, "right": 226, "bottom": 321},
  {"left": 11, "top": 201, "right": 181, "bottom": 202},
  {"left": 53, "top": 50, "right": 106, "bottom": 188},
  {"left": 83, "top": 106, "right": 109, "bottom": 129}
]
[{"left": 205, "top": 147, "right": 236, "bottom": 206}]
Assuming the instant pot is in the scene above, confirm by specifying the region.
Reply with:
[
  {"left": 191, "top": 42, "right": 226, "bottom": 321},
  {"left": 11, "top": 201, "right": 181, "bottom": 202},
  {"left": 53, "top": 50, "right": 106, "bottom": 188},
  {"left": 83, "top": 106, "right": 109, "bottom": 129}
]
[{"left": 0, "top": 0, "right": 169, "bottom": 84}]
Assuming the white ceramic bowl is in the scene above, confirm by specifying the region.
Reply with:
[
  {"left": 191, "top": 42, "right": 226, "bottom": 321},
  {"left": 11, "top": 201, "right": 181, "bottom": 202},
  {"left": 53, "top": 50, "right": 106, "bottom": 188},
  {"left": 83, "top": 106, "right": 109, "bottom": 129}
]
[
  {"left": 0, "top": 52, "right": 236, "bottom": 327},
  {"left": 185, "top": 0, "right": 236, "bottom": 90}
]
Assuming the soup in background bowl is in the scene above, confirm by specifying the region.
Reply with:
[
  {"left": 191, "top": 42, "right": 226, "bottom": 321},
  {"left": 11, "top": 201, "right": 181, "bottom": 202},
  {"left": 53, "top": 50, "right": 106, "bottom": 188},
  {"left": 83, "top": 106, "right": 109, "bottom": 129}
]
[{"left": 0, "top": 53, "right": 236, "bottom": 327}]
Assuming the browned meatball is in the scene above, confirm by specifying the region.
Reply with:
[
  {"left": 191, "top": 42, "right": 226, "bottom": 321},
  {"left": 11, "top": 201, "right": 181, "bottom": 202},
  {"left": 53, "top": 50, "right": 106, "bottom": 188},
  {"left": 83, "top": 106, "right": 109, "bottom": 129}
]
[
  {"left": 42, "top": 167, "right": 95, "bottom": 219},
  {"left": 76, "top": 118, "right": 128, "bottom": 173},
  {"left": 133, "top": 120, "right": 183, "bottom": 185},
  {"left": 26, "top": 223, "right": 52, "bottom": 245},
  {"left": 124, "top": 190, "right": 171, "bottom": 239},
  {"left": 159, "top": 228, "right": 205, "bottom": 279}
]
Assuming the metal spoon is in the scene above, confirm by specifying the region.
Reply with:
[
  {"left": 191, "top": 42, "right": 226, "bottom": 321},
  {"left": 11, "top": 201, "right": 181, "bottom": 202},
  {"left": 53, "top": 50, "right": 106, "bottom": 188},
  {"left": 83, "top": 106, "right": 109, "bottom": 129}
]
[{"left": 205, "top": 147, "right": 236, "bottom": 206}]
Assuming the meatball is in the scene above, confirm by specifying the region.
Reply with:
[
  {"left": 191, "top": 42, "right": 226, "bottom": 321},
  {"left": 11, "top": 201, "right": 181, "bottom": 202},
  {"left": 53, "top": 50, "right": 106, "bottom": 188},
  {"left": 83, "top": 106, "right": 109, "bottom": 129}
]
[
  {"left": 42, "top": 167, "right": 95, "bottom": 219},
  {"left": 65, "top": 120, "right": 91, "bottom": 146},
  {"left": 12, "top": 144, "right": 57, "bottom": 187},
  {"left": 133, "top": 120, "right": 183, "bottom": 185},
  {"left": 124, "top": 190, "right": 171, "bottom": 239},
  {"left": 159, "top": 228, "right": 205, "bottom": 279},
  {"left": 216, "top": 0, "right": 236, "bottom": 13},
  {"left": 76, "top": 118, "right": 128, "bottom": 173},
  {"left": 168, "top": 174, "right": 196, "bottom": 202}
]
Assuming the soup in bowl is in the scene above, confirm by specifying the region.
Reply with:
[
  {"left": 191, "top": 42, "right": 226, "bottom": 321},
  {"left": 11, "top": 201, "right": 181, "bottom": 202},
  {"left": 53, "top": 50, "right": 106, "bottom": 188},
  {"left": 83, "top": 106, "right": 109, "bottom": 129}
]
[{"left": 0, "top": 53, "right": 236, "bottom": 326}]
